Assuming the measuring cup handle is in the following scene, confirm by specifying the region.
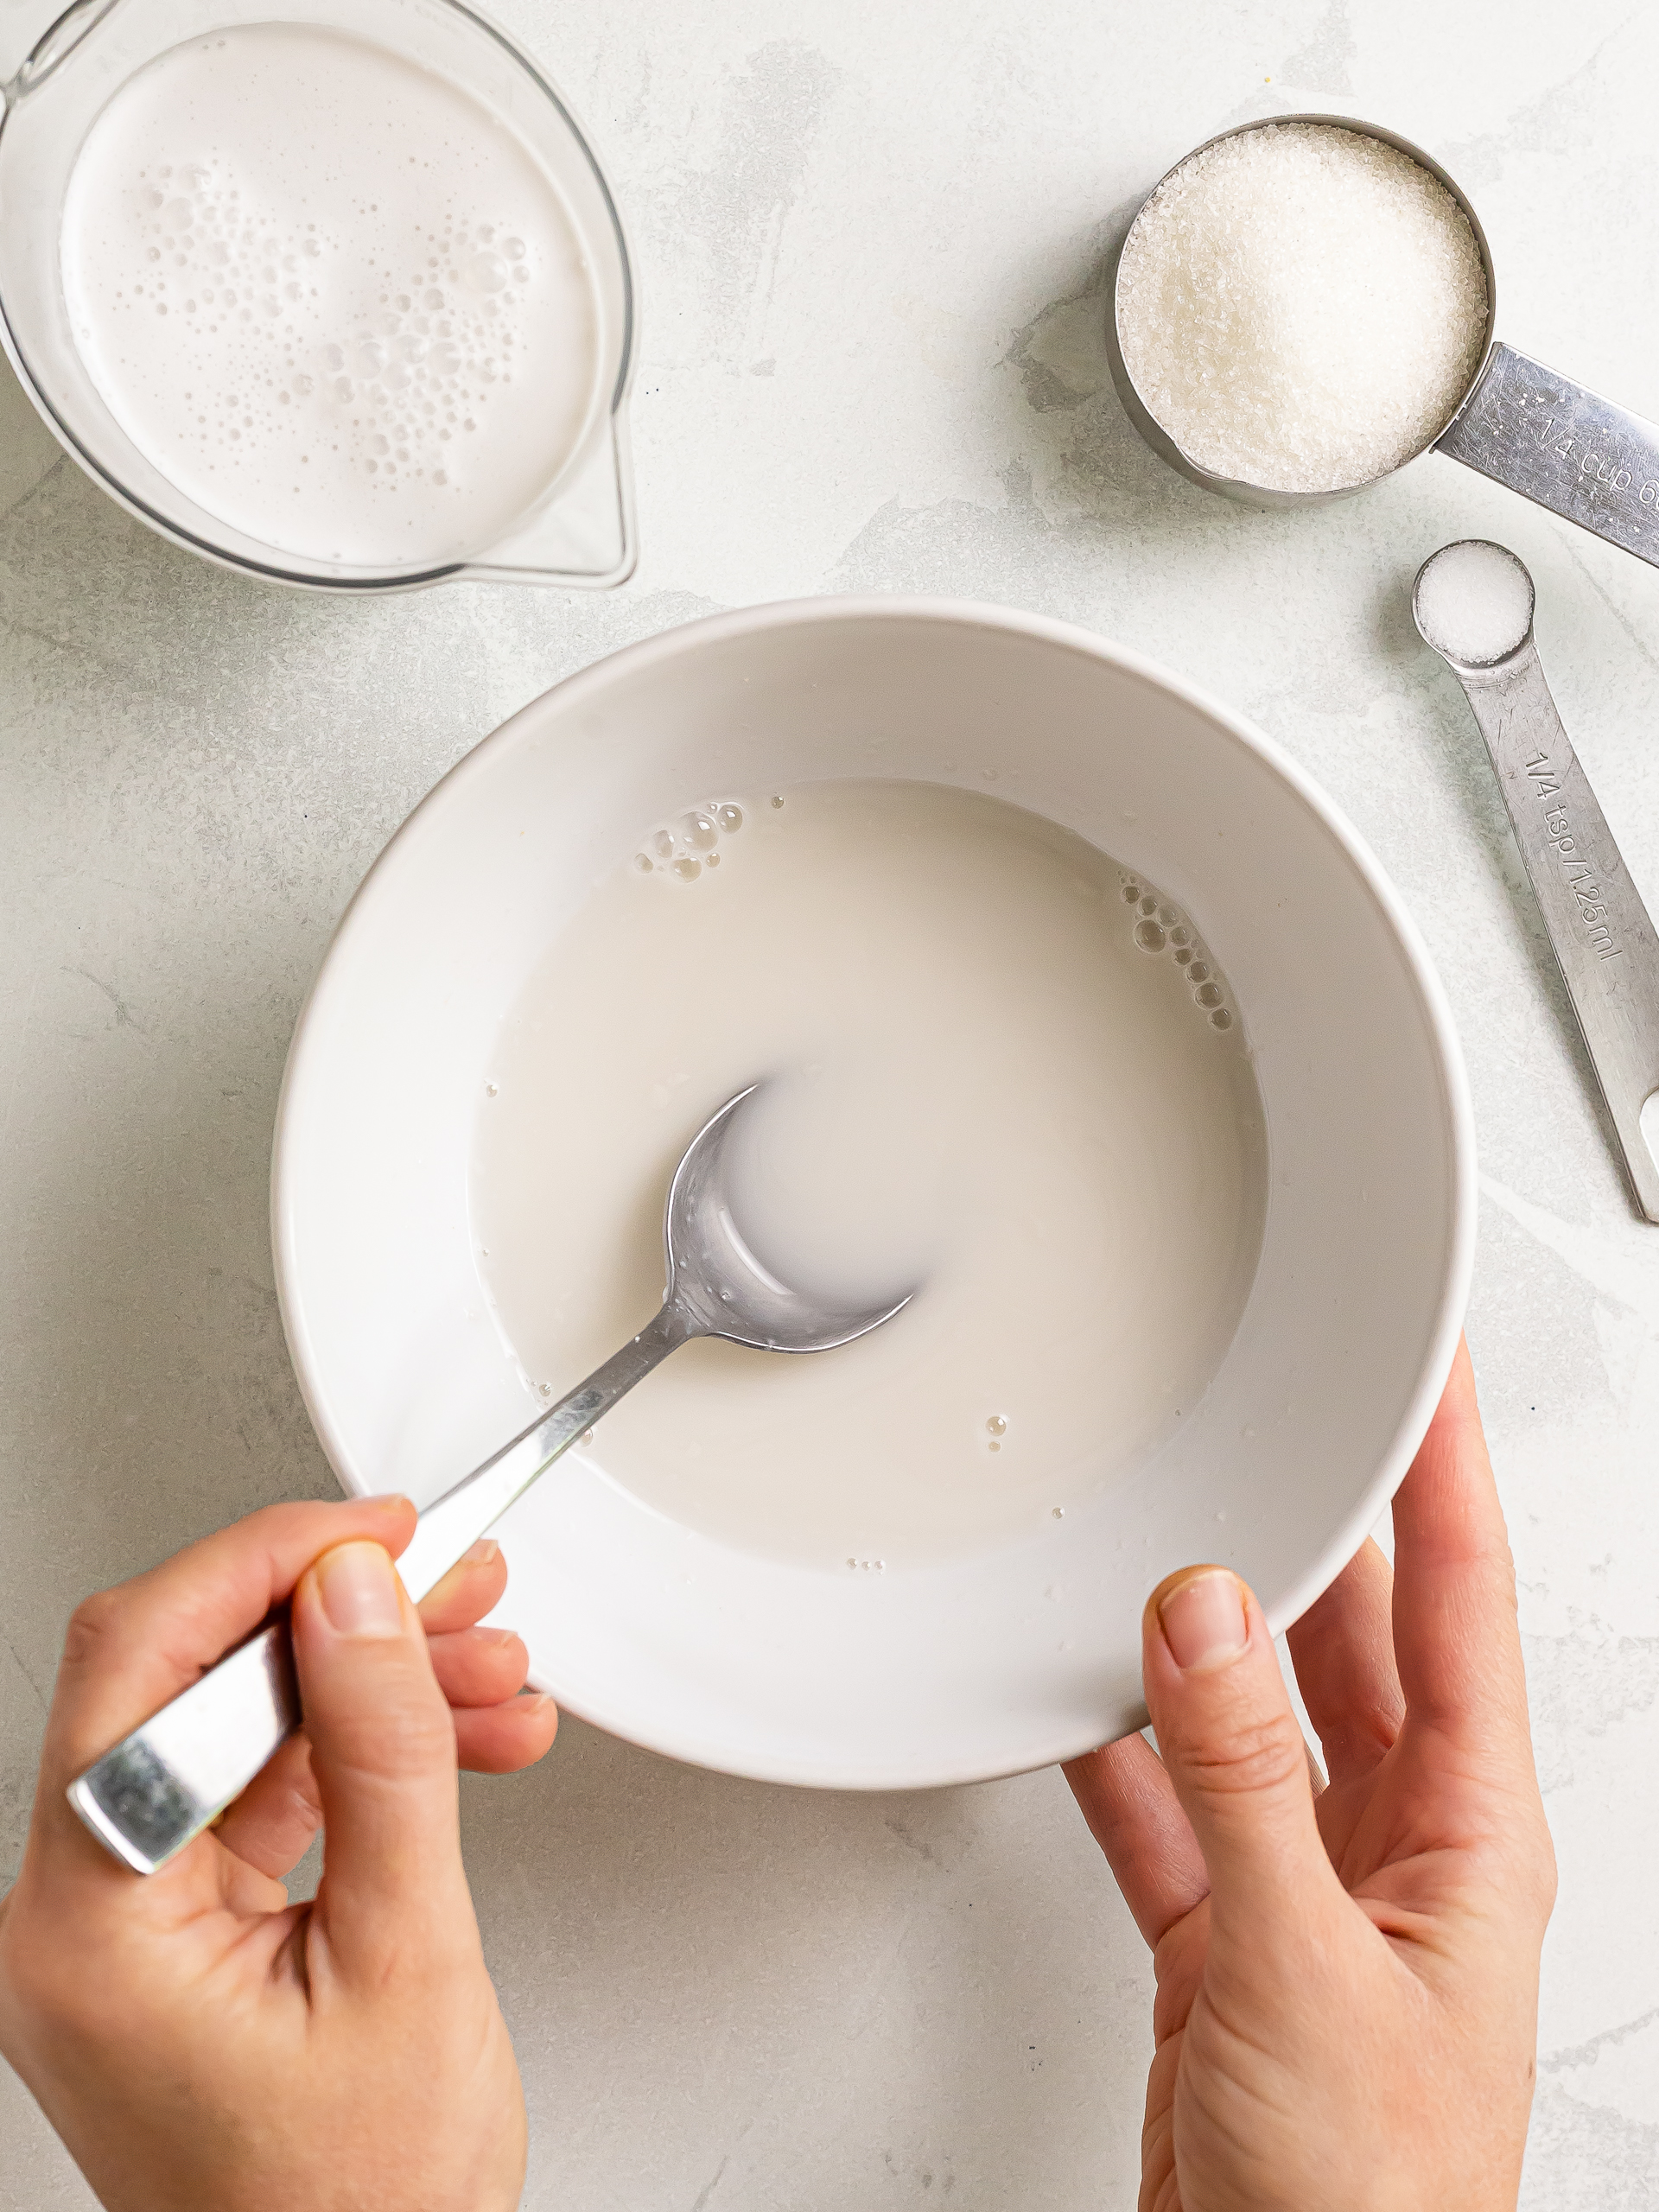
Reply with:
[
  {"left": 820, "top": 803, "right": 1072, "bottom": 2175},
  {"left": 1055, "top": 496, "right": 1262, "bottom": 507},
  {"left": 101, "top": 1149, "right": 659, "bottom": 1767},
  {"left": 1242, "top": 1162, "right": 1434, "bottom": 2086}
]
[{"left": 1436, "top": 343, "right": 1659, "bottom": 570}]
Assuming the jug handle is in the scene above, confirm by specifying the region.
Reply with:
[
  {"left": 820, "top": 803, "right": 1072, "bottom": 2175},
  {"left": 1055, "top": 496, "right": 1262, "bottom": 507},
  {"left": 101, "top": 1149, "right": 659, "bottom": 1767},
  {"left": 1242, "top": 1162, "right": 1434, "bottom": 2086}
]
[{"left": 9, "top": 0, "right": 120, "bottom": 102}]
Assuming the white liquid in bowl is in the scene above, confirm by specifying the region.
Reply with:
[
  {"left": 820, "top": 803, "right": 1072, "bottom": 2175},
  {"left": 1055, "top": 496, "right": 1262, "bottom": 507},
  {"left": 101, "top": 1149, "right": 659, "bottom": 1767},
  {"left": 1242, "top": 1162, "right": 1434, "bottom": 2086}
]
[
  {"left": 59, "top": 22, "right": 601, "bottom": 568},
  {"left": 473, "top": 781, "right": 1269, "bottom": 1570}
]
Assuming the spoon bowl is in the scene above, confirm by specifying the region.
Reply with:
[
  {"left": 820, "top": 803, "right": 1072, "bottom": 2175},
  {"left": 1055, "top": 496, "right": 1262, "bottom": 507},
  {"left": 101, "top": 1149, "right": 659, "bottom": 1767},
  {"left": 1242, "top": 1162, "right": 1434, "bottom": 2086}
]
[{"left": 665, "top": 1085, "right": 914, "bottom": 1351}]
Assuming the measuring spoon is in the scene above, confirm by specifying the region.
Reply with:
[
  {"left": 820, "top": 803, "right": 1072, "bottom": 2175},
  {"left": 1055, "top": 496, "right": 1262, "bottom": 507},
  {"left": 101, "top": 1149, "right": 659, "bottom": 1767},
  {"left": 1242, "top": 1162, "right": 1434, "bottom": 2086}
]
[
  {"left": 1414, "top": 539, "right": 1659, "bottom": 1218},
  {"left": 67, "top": 1084, "right": 915, "bottom": 1874},
  {"left": 1109, "top": 114, "right": 1659, "bottom": 568}
]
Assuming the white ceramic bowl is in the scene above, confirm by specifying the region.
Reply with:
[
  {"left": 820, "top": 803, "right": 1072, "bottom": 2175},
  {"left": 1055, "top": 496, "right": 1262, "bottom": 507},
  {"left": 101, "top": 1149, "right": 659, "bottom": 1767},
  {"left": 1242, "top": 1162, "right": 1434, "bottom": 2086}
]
[{"left": 272, "top": 599, "right": 1475, "bottom": 1788}]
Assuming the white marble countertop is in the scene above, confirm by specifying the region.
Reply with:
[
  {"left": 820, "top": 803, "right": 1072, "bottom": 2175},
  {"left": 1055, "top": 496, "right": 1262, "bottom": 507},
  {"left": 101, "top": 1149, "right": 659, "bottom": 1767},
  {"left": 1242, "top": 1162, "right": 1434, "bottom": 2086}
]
[{"left": 3, "top": 2, "right": 1657, "bottom": 2204}]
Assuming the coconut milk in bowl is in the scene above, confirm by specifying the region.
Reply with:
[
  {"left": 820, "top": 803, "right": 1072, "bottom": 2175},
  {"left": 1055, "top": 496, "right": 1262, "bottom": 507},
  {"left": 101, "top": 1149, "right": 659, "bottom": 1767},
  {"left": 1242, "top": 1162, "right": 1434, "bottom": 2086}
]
[
  {"left": 474, "top": 779, "right": 1269, "bottom": 1571},
  {"left": 0, "top": 0, "right": 635, "bottom": 588},
  {"left": 273, "top": 601, "right": 1474, "bottom": 1788}
]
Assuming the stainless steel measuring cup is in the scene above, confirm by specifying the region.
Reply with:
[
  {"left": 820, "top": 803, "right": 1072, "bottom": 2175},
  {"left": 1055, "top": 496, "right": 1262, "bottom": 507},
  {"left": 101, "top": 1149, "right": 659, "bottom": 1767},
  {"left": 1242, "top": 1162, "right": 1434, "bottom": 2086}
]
[
  {"left": 0, "top": 0, "right": 637, "bottom": 592},
  {"left": 1107, "top": 114, "right": 1659, "bottom": 569}
]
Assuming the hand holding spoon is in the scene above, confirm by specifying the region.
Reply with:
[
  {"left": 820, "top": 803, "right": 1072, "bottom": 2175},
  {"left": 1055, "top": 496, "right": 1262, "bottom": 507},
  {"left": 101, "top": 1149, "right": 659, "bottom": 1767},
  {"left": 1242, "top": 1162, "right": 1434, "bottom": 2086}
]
[
  {"left": 1414, "top": 541, "right": 1659, "bottom": 1219},
  {"left": 69, "top": 1085, "right": 914, "bottom": 1873}
]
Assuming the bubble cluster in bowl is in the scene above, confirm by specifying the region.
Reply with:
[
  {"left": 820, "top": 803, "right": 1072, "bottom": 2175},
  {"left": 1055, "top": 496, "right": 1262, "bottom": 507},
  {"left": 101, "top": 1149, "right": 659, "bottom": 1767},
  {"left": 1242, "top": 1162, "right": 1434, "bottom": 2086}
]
[
  {"left": 634, "top": 801, "right": 747, "bottom": 880},
  {"left": 1119, "top": 874, "right": 1236, "bottom": 1031}
]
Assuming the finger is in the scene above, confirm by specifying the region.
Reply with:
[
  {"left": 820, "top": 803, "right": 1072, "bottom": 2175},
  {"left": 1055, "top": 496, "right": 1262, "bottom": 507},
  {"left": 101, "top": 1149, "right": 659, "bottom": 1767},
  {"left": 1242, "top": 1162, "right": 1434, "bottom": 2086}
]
[
  {"left": 1064, "top": 1732, "right": 1209, "bottom": 1947},
  {"left": 427, "top": 1626, "right": 531, "bottom": 1709},
  {"left": 217, "top": 1630, "right": 546, "bottom": 1869},
  {"left": 291, "top": 1539, "right": 478, "bottom": 1987},
  {"left": 213, "top": 1732, "right": 323, "bottom": 1879},
  {"left": 1389, "top": 1338, "right": 1531, "bottom": 1767},
  {"left": 1142, "top": 1565, "right": 1340, "bottom": 1934},
  {"left": 1286, "top": 1538, "right": 1404, "bottom": 1783},
  {"left": 37, "top": 1497, "right": 417, "bottom": 1813},
  {"left": 453, "top": 1694, "right": 560, "bottom": 1776},
  {"left": 416, "top": 1538, "right": 508, "bottom": 1635}
]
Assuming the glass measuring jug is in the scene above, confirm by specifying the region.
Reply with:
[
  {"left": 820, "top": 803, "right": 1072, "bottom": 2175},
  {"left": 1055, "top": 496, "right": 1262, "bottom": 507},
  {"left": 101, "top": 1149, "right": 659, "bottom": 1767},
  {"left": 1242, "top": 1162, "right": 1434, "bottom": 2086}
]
[
  {"left": 1107, "top": 114, "right": 1659, "bottom": 571},
  {"left": 0, "top": 0, "right": 637, "bottom": 591}
]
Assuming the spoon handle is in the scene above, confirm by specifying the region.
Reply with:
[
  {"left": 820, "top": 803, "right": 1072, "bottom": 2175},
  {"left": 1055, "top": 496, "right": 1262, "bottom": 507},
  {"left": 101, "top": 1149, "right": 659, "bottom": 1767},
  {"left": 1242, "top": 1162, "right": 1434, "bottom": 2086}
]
[
  {"left": 394, "top": 1305, "right": 691, "bottom": 1601},
  {"left": 67, "top": 1305, "right": 693, "bottom": 1874},
  {"left": 1448, "top": 640, "right": 1659, "bottom": 1220}
]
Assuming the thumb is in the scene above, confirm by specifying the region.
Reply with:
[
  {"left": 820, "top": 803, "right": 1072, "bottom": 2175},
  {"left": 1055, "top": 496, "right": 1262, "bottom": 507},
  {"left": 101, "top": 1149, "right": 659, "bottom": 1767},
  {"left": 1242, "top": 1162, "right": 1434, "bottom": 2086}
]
[
  {"left": 291, "top": 1540, "right": 475, "bottom": 1983},
  {"left": 1142, "top": 1565, "right": 1334, "bottom": 1933}
]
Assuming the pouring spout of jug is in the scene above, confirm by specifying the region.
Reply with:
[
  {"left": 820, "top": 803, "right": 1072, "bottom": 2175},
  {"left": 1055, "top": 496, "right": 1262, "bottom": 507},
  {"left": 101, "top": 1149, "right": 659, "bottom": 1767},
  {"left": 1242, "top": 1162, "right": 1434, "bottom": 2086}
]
[{"left": 463, "top": 399, "right": 638, "bottom": 588}]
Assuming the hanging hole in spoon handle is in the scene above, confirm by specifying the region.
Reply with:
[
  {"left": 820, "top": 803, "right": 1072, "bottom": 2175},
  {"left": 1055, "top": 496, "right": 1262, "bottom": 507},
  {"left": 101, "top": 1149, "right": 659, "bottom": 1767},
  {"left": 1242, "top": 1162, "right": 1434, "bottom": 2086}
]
[{"left": 1436, "top": 347, "right": 1659, "bottom": 571}]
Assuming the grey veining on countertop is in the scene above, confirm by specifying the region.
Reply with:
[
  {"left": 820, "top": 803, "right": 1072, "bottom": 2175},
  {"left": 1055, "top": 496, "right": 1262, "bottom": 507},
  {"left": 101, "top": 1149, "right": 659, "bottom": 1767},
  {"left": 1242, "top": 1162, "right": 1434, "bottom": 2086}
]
[{"left": 3, "top": 2, "right": 1657, "bottom": 2204}]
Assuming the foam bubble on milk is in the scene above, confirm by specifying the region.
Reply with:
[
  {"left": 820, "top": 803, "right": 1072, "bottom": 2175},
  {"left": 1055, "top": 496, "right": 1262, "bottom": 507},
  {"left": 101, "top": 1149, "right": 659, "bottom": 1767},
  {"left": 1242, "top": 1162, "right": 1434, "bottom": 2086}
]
[
  {"left": 636, "top": 803, "right": 745, "bottom": 881},
  {"left": 1119, "top": 873, "right": 1236, "bottom": 1031},
  {"left": 1118, "top": 122, "right": 1489, "bottom": 494},
  {"left": 60, "top": 23, "right": 601, "bottom": 567}
]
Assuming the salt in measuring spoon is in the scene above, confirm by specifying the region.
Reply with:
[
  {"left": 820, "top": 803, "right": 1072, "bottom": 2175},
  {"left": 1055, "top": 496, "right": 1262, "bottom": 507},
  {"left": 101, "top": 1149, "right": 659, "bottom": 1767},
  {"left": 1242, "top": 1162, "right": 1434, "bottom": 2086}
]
[
  {"left": 1109, "top": 113, "right": 1659, "bottom": 569},
  {"left": 1414, "top": 539, "right": 1659, "bottom": 1219},
  {"left": 67, "top": 1084, "right": 916, "bottom": 1874}
]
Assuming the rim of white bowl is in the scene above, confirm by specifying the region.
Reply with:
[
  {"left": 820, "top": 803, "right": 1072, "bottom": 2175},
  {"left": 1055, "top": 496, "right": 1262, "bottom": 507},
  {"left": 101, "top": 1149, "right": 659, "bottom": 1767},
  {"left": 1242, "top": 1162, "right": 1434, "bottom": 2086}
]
[{"left": 271, "top": 594, "right": 1478, "bottom": 1782}]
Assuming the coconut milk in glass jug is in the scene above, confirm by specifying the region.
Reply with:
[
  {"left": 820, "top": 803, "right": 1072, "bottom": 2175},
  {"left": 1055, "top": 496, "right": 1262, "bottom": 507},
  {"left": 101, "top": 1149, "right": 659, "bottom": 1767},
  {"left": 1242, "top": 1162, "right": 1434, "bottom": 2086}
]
[{"left": 0, "top": 0, "right": 636, "bottom": 591}]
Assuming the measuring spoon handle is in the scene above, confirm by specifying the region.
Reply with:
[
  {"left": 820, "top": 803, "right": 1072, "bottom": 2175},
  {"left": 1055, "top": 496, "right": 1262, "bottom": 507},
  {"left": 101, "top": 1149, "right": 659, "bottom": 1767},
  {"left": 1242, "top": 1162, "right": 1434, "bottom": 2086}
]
[
  {"left": 67, "top": 1305, "right": 694, "bottom": 1874},
  {"left": 1451, "top": 641, "right": 1659, "bottom": 1218},
  {"left": 1437, "top": 344, "right": 1659, "bottom": 571}
]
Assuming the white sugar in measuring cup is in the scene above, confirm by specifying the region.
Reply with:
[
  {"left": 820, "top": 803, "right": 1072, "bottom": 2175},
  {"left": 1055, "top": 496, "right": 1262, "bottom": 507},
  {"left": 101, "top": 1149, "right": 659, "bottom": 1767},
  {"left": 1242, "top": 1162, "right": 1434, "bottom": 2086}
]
[
  {"left": 1108, "top": 114, "right": 1659, "bottom": 570},
  {"left": 0, "top": 0, "right": 637, "bottom": 592}
]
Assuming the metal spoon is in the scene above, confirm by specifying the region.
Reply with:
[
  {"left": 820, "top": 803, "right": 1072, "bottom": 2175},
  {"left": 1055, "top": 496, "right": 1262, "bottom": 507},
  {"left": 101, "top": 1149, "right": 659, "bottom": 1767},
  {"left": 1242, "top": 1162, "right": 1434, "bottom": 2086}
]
[
  {"left": 68, "top": 1084, "right": 914, "bottom": 1873},
  {"left": 1413, "top": 541, "right": 1659, "bottom": 1221}
]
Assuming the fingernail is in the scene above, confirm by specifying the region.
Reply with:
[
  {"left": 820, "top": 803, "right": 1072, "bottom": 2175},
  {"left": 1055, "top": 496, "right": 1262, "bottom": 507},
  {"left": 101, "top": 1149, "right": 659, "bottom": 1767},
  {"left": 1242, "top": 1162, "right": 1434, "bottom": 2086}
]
[
  {"left": 462, "top": 1539, "right": 500, "bottom": 1567},
  {"left": 316, "top": 1542, "right": 404, "bottom": 1638},
  {"left": 518, "top": 1694, "right": 556, "bottom": 1715},
  {"left": 1157, "top": 1569, "right": 1249, "bottom": 1671}
]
